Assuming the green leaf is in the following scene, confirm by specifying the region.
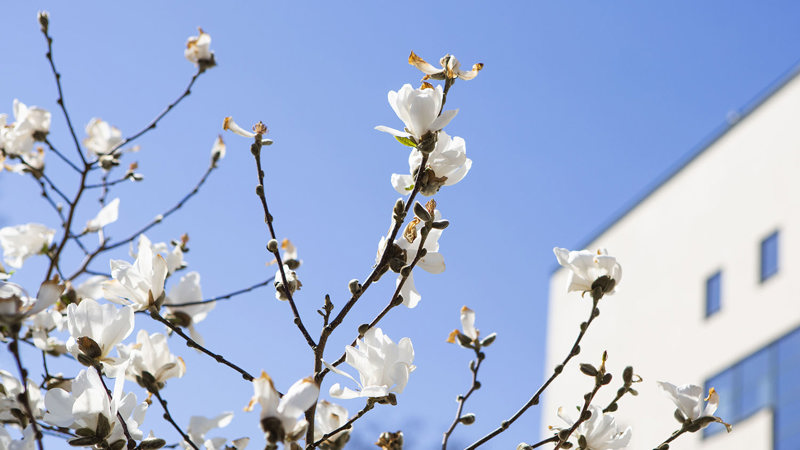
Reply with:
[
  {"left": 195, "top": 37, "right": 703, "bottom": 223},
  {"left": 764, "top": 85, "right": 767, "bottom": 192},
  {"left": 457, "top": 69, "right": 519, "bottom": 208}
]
[{"left": 394, "top": 136, "right": 417, "bottom": 147}]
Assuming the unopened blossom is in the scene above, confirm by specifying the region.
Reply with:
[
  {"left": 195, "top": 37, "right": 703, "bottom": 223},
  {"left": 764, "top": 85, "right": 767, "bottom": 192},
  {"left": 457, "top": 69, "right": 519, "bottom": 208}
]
[
  {"left": 185, "top": 28, "right": 216, "bottom": 71},
  {"left": 0, "top": 370, "right": 45, "bottom": 423},
  {"left": 65, "top": 298, "right": 134, "bottom": 368},
  {"left": 222, "top": 117, "right": 273, "bottom": 145},
  {"left": 85, "top": 197, "right": 120, "bottom": 234},
  {"left": 554, "top": 247, "right": 622, "bottom": 299},
  {"left": 447, "top": 306, "right": 479, "bottom": 347},
  {"left": 164, "top": 271, "right": 213, "bottom": 344},
  {"left": 43, "top": 367, "right": 147, "bottom": 447},
  {"left": 245, "top": 372, "right": 319, "bottom": 445},
  {"left": 314, "top": 400, "right": 350, "bottom": 448},
  {"left": 0, "top": 279, "right": 62, "bottom": 327},
  {"left": 104, "top": 234, "right": 168, "bottom": 311},
  {"left": 374, "top": 83, "right": 458, "bottom": 141},
  {"left": 554, "top": 405, "right": 631, "bottom": 450},
  {"left": 409, "top": 51, "right": 484, "bottom": 81},
  {"left": 210, "top": 134, "right": 226, "bottom": 166},
  {"left": 391, "top": 131, "right": 471, "bottom": 196},
  {"left": 327, "top": 327, "right": 415, "bottom": 399},
  {"left": 0, "top": 223, "right": 55, "bottom": 269},
  {"left": 117, "top": 330, "right": 186, "bottom": 391},
  {"left": 657, "top": 381, "right": 731, "bottom": 431}
]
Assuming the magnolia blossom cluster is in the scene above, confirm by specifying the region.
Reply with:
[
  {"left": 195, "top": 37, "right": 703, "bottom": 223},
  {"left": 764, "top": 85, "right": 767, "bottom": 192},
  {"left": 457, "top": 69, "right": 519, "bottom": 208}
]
[{"left": 0, "top": 100, "right": 51, "bottom": 175}]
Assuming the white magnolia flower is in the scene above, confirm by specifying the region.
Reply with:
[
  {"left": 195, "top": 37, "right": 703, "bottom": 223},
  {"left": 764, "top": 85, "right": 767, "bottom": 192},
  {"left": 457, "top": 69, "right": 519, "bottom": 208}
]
[
  {"left": 84, "top": 118, "right": 123, "bottom": 156},
  {"left": 327, "top": 327, "right": 415, "bottom": 399},
  {"left": 1, "top": 100, "right": 51, "bottom": 156},
  {"left": 0, "top": 424, "right": 37, "bottom": 450},
  {"left": 314, "top": 400, "right": 350, "bottom": 445},
  {"left": 391, "top": 131, "right": 472, "bottom": 196},
  {"left": 374, "top": 84, "right": 458, "bottom": 141},
  {"left": 185, "top": 28, "right": 216, "bottom": 69},
  {"left": 28, "top": 307, "right": 67, "bottom": 355},
  {"left": 85, "top": 198, "right": 120, "bottom": 235},
  {"left": 65, "top": 298, "right": 134, "bottom": 367},
  {"left": 75, "top": 275, "right": 109, "bottom": 302},
  {"left": 657, "top": 381, "right": 730, "bottom": 431},
  {"left": 0, "top": 223, "right": 56, "bottom": 269},
  {"left": 555, "top": 405, "right": 631, "bottom": 450},
  {"left": 3, "top": 147, "right": 46, "bottom": 176},
  {"left": 43, "top": 367, "right": 147, "bottom": 446},
  {"left": 245, "top": 373, "right": 319, "bottom": 445},
  {"left": 0, "top": 370, "right": 45, "bottom": 423},
  {"left": 0, "top": 279, "right": 62, "bottom": 326},
  {"left": 104, "top": 234, "right": 168, "bottom": 311},
  {"left": 164, "top": 271, "right": 213, "bottom": 344},
  {"left": 554, "top": 248, "right": 622, "bottom": 298},
  {"left": 409, "top": 51, "right": 484, "bottom": 81},
  {"left": 182, "top": 412, "right": 234, "bottom": 450},
  {"left": 117, "top": 330, "right": 186, "bottom": 390},
  {"left": 222, "top": 117, "right": 273, "bottom": 145}
]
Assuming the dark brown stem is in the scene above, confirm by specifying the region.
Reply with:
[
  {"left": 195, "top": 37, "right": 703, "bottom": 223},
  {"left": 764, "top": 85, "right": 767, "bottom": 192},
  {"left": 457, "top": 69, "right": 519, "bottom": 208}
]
[
  {"left": 9, "top": 333, "right": 44, "bottom": 450},
  {"left": 653, "top": 427, "right": 689, "bottom": 450},
  {"left": 149, "top": 310, "right": 254, "bottom": 382},
  {"left": 465, "top": 298, "right": 601, "bottom": 449},
  {"left": 442, "top": 347, "right": 483, "bottom": 449},
  {"left": 152, "top": 389, "right": 199, "bottom": 450},
  {"left": 116, "top": 71, "right": 201, "bottom": 150},
  {"left": 166, "top": 277, "right": 274, "bottom": 307},
  {"left": 250, "top": 135, "right": 316, "bottom": 350},
  {"left": 44, "top": 160, "right": 90, "bottom": 282},
  {"left": 41, "top": 24, "right": 87, "bottom": 165},
  {"left": 553, "top": 383, "right": 603, "bottom": 450}
]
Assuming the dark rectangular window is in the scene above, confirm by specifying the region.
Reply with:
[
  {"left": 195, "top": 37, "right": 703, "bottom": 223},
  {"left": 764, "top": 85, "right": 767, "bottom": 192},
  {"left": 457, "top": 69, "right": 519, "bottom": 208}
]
[
  {"left": 706, "top": 271, "right": 722, "bottom": 317},
  {"left": 760, "top": 230, "right": 779, "bottom": 282}
]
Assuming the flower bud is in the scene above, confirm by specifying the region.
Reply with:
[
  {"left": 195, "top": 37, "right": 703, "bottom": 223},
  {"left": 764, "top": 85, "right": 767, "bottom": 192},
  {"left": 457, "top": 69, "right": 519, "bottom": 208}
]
[
  {"left": 458, "top": 413, "right": 476, "bottom": 425},
  {"left": 37, "top": 11, "right": 49, "bottom": 33},
  {"left": 357, "top": 323, "right": 371, "bottom": 337},
  {"left": 432, "top": 220, "right": 450, "bottom": 230},
  {"left": 267, "top": 239, "right": 279, "bottom": 253},
  {"left": 348, "top": 279, "right": 362, "bottom": 295},
  {"left": 413, "top": 202, "right": 431, "bottom": 222},
  {"left": 480, "top": 333, "right": 497, "bottom": 347},
  {"left": 579, "top": 363, "right": 598, "bottom": 377}
]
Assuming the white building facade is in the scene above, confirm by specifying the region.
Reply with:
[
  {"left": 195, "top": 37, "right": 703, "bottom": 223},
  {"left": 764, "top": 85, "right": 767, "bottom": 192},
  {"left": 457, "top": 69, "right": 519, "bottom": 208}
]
[{"left": 543, "top": 67, "right": 800, "bottom": 450}]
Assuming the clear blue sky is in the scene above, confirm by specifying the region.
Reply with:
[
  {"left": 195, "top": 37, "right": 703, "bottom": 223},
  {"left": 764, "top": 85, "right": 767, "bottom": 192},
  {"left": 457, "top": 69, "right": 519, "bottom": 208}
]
[{"left": 2, "top": 2, "right": 800, "bottom": 449}]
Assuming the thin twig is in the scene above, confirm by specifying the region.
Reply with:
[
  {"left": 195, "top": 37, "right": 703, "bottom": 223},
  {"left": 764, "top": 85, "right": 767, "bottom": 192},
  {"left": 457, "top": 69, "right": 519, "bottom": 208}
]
[
  {"left": 165, "top": 277, "right": 274, "bottom": 307},
  {"left": 41, "top": 23, "right": 87, "bottom": 165},
  {"left": 465, "top": 297, "right": 602, "bottom": 449},
  {"left": 152, "top": 389, "right": 199, "bottom": 450},
  {"left": 115, "top": 71, "right": 202, "bottom": 150},
  {"left": 149, "top": 309, "right": 254, "bottom": 382},
  {"left": 86, "top": 173, "right": 129, "bottom": 190},
  {"left": 553, "top": 382, "right": 603, "bottom": 450},
  {"left": 653, "top": 427, "right": 689, "bottom": 450},
  {"left": 44, "top": 138, "right": 81, "bottom": 173},
  {"left": 8, "top": 333, "right": 44, "bottom": 450},
  {"left": 442, "top": 347, "right": 484, "bottom": 449},
  {"left": 250, "top": 134, "right": 316, "bottom": 349}
]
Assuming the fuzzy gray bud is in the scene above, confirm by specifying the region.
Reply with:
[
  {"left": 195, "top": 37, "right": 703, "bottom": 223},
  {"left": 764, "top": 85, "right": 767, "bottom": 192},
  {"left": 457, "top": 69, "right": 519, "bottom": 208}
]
[{"left": 267, "top": 239, "right": 279, "bottom": 253}]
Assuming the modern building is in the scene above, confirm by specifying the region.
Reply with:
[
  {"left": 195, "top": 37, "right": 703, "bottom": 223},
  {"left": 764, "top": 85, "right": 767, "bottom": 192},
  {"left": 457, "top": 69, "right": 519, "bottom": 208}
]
[{"left": 542, "top": 64, "right": 800, "bottom": 450}]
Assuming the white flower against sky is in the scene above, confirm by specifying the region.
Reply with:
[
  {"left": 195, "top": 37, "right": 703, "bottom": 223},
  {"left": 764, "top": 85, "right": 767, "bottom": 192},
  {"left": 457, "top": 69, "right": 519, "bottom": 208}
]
[
  {"left": 555, "top": 405, "right": 631, "bottom": 450},
  {"left": 75, "top": 275, "right": 109, "bottom": 302},
  {"left": 245, "top": 372, "right": 319, "bottom": 445},
  {"left": 222, "top": 117, "right": 273, "bottom": 145},
  {"left": 28, "top": 307, "right": 67, "bottom": 355},
  {"left": 0, "top": 279, "right": 61, "bottom": 326},
  {"left": 0, "top": 423, "right": 37, "bottom": 450},
  {"left": 164, "top": 271, "right": 213, "bottom": 344},
  {"left": 314, "top": 400, "right": 350, "bottom": 445},
  {"left": 65, "top": 298, "right": 134, "bottom": 367},
  {"left": 1, "top": 100, "right": 50, "bottom": 156},
  {"left": 210, "top": 134, "right": 226, "bottom": 166},
  {"left": 3, "top": 147, "right": 46, "bottom": 176},
  {"left": 104, "top": 234, "right": 168, "bottom": 311},
  {"left": 117, "top": 329, "right": 185, "bottom": 391},
  {"left": 43, "top": 367, "right": 147, "bottom": 446},
  {"left": 85, "top": 198, "right": 120, "bottom": 237},
  {"left": 374, "top": 83, "right": 458, "bottom": 141},
  {"left": 185, "top": 28, "right": 215, "bottom": 70},
  {"left": 327, "top": 327, "right": 415, "bottom": 399},
  {"left": 84, "top": 118, "right": 123, "bottom": 156},
  {"left": 0, "top": 223, "right": 55, "bottom": 269},
  {"left": 182, "top": 412, "right": 238, "bottom": 450},
  {"left": 409, "top": 51, "right": 484, "bottom": 81},
  {"left": 554, "top": 247, "right": 622, "bottom": 298},
  {"left": 391, "top": 131, "right": 471, "bottom": 196}
]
